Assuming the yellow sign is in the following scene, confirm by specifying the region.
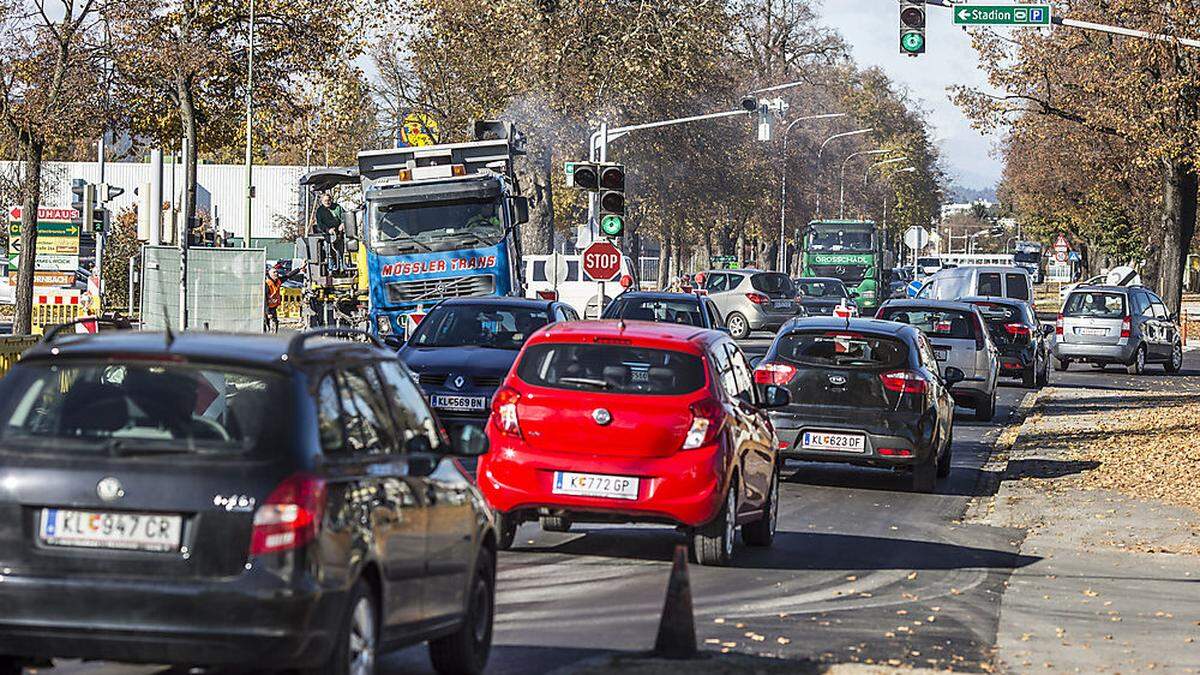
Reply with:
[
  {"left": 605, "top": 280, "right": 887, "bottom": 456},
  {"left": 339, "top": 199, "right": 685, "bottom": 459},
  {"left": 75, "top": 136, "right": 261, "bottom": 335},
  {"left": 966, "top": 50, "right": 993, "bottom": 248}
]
[{"left": 399, "top": 113, "right": 439, "bottom": 148}]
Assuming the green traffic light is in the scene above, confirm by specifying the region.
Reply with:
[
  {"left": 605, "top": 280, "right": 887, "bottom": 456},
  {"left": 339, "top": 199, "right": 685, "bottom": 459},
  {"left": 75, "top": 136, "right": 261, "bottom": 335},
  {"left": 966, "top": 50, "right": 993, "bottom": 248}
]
[
  {"left": 901, "top": 32, "right": 925, "bottom": 53},
  {"left": 600, "top": 215, "right": 624, "bottom": 237}
]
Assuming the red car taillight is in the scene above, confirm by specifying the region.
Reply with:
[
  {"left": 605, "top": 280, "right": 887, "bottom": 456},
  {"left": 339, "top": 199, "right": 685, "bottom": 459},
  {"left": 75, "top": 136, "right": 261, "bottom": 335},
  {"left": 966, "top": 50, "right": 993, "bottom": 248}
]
[
  {"left": 492, "top": 386, "right": 523, "bottom": 438},
  {"left": 880, "top": 370, "right": 929, "bottom": 395},
  {"left": 250, "top": 474, "right": 326, "bottom": 556},
  {"left": 1055, "top": 314, "right": 1064, "bottom": 336},
  {"left": 1120, "top": 316, "right": 1131, "bottom": 339},
  {"left": 746, "top": 292, "right": 769, "bottom": 305},
  {"left": 753, "top": 362, "right": 797, "bottom": 385},
  {"left": 1004, "top": 322, "right": 1032, "bottom": 337},
  {"left": 683, "top": 398, "right": 725, "bottom": 450}
]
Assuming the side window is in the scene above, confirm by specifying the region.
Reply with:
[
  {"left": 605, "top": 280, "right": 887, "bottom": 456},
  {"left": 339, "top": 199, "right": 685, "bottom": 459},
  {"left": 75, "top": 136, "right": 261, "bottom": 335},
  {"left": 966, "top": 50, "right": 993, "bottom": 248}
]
[
  {"left": 532, "top": 260, "right": 548, "bottom": 282},
  {"left": 706, "top": 273, "right": 728, "bottom": 292},
  {"left": 338, "top": 366, "right": 399, "bottom": 455},
  {"left": 1005, "top": 273, "right": 1030, "bottom": 300},
  {"left": 727, "top": 274, "right": 746, "bottom": 291},
  {"left": 377, "top": 361, "right": 444, "bottom": 450},
  {"left": 706, "top": 300, "right": 723, "bottom": 327},
  {"left": 916, "top": 334, "right": 937, "bottom": 370},
  {"left": 1149, "top": 295, "right": 1169, "bottom": 319},
  {"left": 315, "top": 374, "right": 346, "bottom": 454},
  {"left": 724, "top": 343, "right": 755, "bottom": 403},
  {"left": 566, "top": 260, "right": 580, "bottom": 282},
  {"left": 978, "top": 273, "right": 1002, "bottom": 297},
  {"left": 1131, "top": 292, "right": 1151, "bottom": 317},
  {"left": 708, "top": 343, "right": 737, "bottom": 400},
  {"left": 565, "top": 305, "right": 580, "bottom": 321}
]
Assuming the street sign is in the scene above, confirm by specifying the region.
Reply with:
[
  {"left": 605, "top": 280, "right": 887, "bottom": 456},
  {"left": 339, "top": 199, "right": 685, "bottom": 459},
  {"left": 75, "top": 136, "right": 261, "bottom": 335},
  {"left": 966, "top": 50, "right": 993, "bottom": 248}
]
[
  {"left": 953, "top": 4, "right": 1051, "bottom": 26},
  {"left": 906, "top": 279, "right": 924, "bottom": 298},
  {"left": 903, "top": 226, "right": 930, "bottom": 250},
  {"left": 582, "top": 241, "right": 622, "bottom": 281},
  {"left": 1055, "top": 251, "right": 1067, "bottom": 263},
  {"left": 1054, "top": 233, "right": 1069, "bottom": 252}
]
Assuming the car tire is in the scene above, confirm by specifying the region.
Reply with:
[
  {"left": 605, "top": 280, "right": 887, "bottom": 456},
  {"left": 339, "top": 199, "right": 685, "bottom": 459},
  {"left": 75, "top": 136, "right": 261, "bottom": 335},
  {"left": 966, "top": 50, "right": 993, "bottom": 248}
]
[
  {"left": 693, "top": 482, "right": 737, "bottom": 566},
  {"left": 726, "top": 312, "right": 750, "bottom": 340},
  {"left": 1127, "top": 345, "right": 1146, "bottom": 375},
  {"left": 975, "top": 390, "right": 996, "bottom": 422},
  {"left": 1165, "top": 341, "right": 1183, "bottom": 374},
  {"left": 429, "top": 548, "right": 495, "bottom": 675},
  {"left": 303, "top": 579, "right": 377, "bottom": 675},
  {"left": 1036, "top": 354, "right": 1050, "bottom": 387},
  {"left": 910, "top": 457, "right": 937, "bottom": 493},
  {"left": 741, "top": 470, "right": 778, "bottom": 548},
  {"left": 1021, "top": 365, "right": 1036, "bottom": 388},
  {"left": 1054, "top": 357, "right": 1070, "bottom": 372},
  {"left": 495, "top": 512, "right": 518, "bottom": 551},
  {"left": 539, "top": 515, "right": 572, "bottom": 533},
  {"left": 936, "top": 430, "right": 953, "bottom": 479}
]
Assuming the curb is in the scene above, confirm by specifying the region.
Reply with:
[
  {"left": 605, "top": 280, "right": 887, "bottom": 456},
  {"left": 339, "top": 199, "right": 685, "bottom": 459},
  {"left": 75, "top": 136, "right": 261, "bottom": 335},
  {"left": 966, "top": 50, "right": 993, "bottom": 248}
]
[{"left": 964, "top": 387, "right": 1043, "bottom": 522}]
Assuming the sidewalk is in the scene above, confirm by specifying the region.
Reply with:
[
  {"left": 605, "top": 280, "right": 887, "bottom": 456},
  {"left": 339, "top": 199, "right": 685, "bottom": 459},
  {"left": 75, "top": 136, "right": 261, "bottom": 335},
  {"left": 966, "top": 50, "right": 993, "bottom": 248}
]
[{"left": 972, "top": 374, "right": 1200, "bottom": 673}]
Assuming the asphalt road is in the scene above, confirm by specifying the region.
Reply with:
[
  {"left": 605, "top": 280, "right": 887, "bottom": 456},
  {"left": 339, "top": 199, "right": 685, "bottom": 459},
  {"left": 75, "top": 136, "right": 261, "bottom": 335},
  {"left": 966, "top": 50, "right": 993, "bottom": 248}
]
[{"left": 45, "top": 339, "right": 1200, "bottom": 675}]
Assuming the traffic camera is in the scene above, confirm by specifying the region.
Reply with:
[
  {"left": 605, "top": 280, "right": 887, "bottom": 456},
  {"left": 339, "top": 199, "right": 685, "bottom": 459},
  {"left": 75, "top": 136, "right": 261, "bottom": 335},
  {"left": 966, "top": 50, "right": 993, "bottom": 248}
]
[
  {"left": 598, "top": 164, "right": 625, "bottom": 237},
  {"left": 899, "top": 0, "right": 926, "bottom": 56}
]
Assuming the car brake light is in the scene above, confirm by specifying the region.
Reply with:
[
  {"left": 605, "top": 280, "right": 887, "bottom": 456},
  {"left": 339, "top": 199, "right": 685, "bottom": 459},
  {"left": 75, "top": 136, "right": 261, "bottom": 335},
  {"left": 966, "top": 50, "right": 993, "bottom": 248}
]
[
  {"left": 746, "top": 292, "right": 769, "bottom": 305},
  {"left": 1120, "top": 316, "right": 1131, "bottom": 339},
  {"left": 753, "top": 362, "right": 797, "bottom": 385},
  {"left": 880, "top": 370, "right": 928, "bottom": 395},
  {"left": 683, "top": 398, "right": 725, "bottom": 450},
  {"left": 878, "top": 448, "right": 914, "bottom": 457},
  {"left": 492, "top": 386, "right": 522, "bottom": 438},
  {"left": 250, "top": 474, "right": 326, "bottom": 556},
  {"left": 1055, "top": 314, "right": 1064, "bottom": 336},
  {"left": 1004, "top": 323, "right": 1032, "bottom": 337}
]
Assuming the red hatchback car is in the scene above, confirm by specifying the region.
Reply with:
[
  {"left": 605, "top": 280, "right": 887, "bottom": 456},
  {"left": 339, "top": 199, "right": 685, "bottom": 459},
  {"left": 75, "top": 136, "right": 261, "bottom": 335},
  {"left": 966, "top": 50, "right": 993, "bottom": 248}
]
[{"left": 477, "top": 320, "right": 788, "bottom": 565}]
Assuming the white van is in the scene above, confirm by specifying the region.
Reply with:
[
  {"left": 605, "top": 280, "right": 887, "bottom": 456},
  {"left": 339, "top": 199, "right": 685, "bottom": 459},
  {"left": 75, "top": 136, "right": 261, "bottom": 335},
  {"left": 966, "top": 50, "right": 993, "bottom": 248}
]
[
  {"left": 916, "top": 265, "right": 1033, "bottom": 303},
  {"left": 523, "top": 253, "right": 636, "bottom": 318}
]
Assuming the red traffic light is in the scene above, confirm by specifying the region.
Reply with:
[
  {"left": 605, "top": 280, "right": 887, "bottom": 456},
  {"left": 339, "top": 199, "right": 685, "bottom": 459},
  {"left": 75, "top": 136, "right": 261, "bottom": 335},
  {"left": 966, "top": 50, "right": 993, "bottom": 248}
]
[
  {"left": 600, "top": 165, "right": 625, "bottom": 190},
  {"left": 901, "top": 7, "right": 925, "bottom": 27}
]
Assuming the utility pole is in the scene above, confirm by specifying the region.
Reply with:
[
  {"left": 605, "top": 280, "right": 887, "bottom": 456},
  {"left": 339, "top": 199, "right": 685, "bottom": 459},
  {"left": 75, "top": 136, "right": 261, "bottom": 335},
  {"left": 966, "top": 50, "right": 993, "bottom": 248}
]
[
  {"left": 777, "top": 113, "right": 847, "bottom": 271},
  {"left": 179, "top": 135, "right": 189, "bottom": 332}
]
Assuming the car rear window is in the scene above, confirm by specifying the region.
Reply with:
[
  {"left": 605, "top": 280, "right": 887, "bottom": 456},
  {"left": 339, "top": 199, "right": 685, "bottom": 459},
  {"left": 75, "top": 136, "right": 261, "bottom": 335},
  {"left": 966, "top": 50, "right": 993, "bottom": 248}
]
[
  {"left": 603, "top": 298, "right": 704, "bottom": 327},
  {"left": 969, "top": 301, "right": 1022, "bottom": 324},
  {"left": 978, "top": 273, "right": 1002, "bottom": 296},
  {"left": 879, "top": 307, "right": 977, "bottom": 340},
  {"left": 1064, "top": 291, "right": 1125, "bottom": 319},
  {"left": 516, "top": 343, "right": 706, "bottom": 395},
  {"left": 774, "top": 331, "right": 908, "bottom": 369},
  {"left": 1006, "top": 273, "right": 1031, "bottom": 300},
  {"left": 0, "top": 360, "right": 290, "bottom": 457},
  {"left": 795, "top": 280, "right": 847, "bottom": 298},
  {"left": 750, "top": 273, "right": 794, "bottom": 297}
]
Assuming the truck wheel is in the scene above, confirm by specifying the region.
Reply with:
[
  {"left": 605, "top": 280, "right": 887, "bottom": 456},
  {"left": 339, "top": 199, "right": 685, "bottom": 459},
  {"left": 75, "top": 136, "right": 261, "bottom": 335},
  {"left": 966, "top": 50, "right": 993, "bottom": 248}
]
[
  {"left": 726, "top": 312, "right": 750, "bottom": 340},
  {"left": 430, "top": 548, "right": 495, "bottom": 675},
  {"left": 1165, "top": 341, "right": 1183, "bottom": 374},
  {"left": 693, "top": 483, "right": 737, "bottom": 566},
  {"left": 741, "top": 470, "right": 778, "bottom": 547},
  {"left": 910, "top": 457, "right": 937, "bottom": 493},
  {"left": 975, "top": 390, "right": 996, "bottom": 422},
  {"left": 1126, "top": 345, "right": 1146, "bottom": 375},
  {"left": 539, "top": 515, "right": 572, "bottom": 533}
]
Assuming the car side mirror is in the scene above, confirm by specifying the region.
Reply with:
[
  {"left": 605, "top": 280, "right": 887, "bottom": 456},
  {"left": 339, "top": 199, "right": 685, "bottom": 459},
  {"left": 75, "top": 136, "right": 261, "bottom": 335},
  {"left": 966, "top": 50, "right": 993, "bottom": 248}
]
[
  {"left": 511, "top": 196, "right": 530, "bottom": 225},
  {"left": 1042, "top": 324, "right": 1055, "bottom": 337},
  {"left": 345, "top": 238, "right": 360, "bottom": 253},
  {"left": 943, "top": 366, "right": 966, "bottom": 386},
  {"left": 761, "top": 385, "right": 790, "bottom": 409},
  {"left": 450, "top": 424, "right": 490, "bottom": 457},
  {"left": 383, "top": 335, "right": 405, "bottom": 350}
]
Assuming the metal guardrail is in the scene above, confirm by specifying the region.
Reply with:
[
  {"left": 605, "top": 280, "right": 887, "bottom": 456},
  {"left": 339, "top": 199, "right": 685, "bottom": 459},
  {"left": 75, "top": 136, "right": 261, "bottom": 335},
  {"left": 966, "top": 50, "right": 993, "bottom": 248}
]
[{"left": 0, "top": 335, "right": 40, "bottom": 378}]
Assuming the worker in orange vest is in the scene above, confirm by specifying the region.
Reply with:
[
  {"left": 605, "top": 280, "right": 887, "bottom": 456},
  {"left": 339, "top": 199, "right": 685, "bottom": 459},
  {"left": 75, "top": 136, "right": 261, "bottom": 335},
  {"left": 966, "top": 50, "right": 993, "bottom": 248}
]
[{"left": 264, "top": 263, "right": 305, "bottom": 332}]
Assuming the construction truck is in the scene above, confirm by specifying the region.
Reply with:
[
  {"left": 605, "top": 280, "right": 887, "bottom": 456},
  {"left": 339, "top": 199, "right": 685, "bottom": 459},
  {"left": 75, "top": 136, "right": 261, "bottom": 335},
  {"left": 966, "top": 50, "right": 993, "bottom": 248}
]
[{"left": 297, "top": 121, "right": 529, "bottom": 341}]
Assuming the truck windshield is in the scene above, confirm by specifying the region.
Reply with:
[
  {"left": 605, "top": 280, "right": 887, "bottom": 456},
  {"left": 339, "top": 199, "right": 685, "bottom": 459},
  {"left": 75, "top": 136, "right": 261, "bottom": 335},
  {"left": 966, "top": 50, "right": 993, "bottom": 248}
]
[
  {"left": 372, "top": 198, "right": 504, "bottom": 252},
  {"left": 1013, "top": 251, "right": 1040, "bottom": 264},
  {"left": 808, "top": 227, "right": 874, "bottom": 252}
]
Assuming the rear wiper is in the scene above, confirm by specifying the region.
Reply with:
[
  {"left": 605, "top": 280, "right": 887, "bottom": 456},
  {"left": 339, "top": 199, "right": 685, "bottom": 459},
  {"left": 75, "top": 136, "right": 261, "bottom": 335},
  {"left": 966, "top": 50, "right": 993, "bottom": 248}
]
[{"left": 559, "top": 377, "right": 610, "bottom": 390}]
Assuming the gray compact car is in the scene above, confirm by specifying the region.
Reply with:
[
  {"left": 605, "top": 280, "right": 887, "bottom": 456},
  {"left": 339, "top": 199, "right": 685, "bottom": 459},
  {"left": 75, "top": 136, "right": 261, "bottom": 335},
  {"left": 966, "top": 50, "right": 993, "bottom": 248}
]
[
  {"left": 1053, "top": 285, "right": 1184, "bottom": 374},
  {"left": 877, "top": 299, "right": 1001, "bottom": 420},
  {"left": 701, "top": 269, "right": 800, "bottom": 339}
]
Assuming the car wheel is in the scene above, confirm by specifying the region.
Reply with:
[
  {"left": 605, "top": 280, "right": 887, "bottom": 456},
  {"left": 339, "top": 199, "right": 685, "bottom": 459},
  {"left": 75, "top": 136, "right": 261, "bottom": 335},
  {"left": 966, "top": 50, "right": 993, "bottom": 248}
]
[
  {"left": 495, "top": 512, "right": 518, "bottom": 551},
  {"left": 726, "top": 312, "right": 750, "bottom": 340},
  {"left": 430, "top": 548, "right": 495, "bottom": 675},
  {"left": 910, "top": 456, "right": 937, "bottom": 493},
  {"left": 741, "top": 470, "right": 778, "bottom": 547},
  {"left": 975, "top": 389, "right": 996, "bottom": 422},
  {"left": 1127, "top": 344, "right": 1146, "bottom": 375},
  {"left": 1165, "top": 341, "right": 1183, "bottom": 374},
  {"left": 936, "top": 430, "right": 953, "bottom": 479},
  {"left": 1021, "top": 365, "right": 1036, "bottom": 389},
  {"left": 1036, "top": 353, "right": 1050, "bottom": 387},
  {"left": 693, "top": 482, "right": 737, "bottom": 566},
  {"left": 1054, "top": 357, "right": 1070, "bottom": 372},
  {"left": 539, "top": 515, "right": 572, "bottom": 533},
  {"left": 303, "top": 580, "right": 376, "bottom": 675}
]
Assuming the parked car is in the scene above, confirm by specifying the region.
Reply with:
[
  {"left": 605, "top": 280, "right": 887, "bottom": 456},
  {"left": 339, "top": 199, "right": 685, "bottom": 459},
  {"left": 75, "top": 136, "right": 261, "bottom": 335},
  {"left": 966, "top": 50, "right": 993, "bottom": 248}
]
[
  {"left": 1053, "top": 285, "right": 1183, "bottom": 374},
  {"left": 754, "top": 317, "right": 958, "bottom": 492},
  {"left": 400, "top": 297, "right": 576, "bottom": 435},
  {"left": 477, "top": 320, "right": 787, "bottom": 566},
  {"left": 876, "top": 299, "right": 1001, "bottom": 420},
  {"left": 600, "top": 291, "right": 725, "bottom": 330},
  {"left": 792, "top": 277, "right": 859, "bottom": 316},
  {"left": 701, "top": 269, "right": 799, "bottom": 339},
  {"left": 1057, "top": 268, "right": 1141, "bottom": 305},
  {"left": 961, "top": 296, "right": 1052, "bottom": 388},
  {"left": 916, "top": 265, "right": 1033, "bottom": 303},
  {"left": 0, "top": 326, "right": 497, "bottom": 675}
]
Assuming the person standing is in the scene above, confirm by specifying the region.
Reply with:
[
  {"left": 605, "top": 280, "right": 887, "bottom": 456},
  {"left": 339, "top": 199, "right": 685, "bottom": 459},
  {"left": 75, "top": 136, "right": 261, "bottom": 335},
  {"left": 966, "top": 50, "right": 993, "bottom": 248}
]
[{"left": 310, "top": 192, "right": 346, "bottom": 272}]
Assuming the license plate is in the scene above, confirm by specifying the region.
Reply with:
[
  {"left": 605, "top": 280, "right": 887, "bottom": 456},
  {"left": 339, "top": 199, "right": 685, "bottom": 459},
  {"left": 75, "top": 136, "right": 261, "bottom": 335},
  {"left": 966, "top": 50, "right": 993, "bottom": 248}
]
[
  {"left": 801, "top": 431, "right": 866, "bottom": 453},
  {"left": 430, "top": 394, "right": 488, "bottom": 412},
  {"left": 773, "top": 300, "right": 792, "bottom": 311},
  {"left": 39, "top": 508, "right": 182, "bottom": 552},
  {"left": 552, "top": 471, "right": 639, "bottom": 500},
  {"left": 933, "top": 348, "right": 950, "bottom": 361},
  {"left": 1077, "top": 327, "right": 1107, "bottom": 336}
]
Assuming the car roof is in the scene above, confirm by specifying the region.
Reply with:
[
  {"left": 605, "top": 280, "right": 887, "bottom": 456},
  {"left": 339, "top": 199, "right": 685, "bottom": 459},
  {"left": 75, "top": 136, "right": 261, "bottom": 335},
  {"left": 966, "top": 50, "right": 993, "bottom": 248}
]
[
  {"left": 779, "top": 317, "right": 921, "bottom": 342},
  {"left": 708, "top": 268, "right": 777, "bottom": 276},
  {"left": 880, "top": 298, "right": 980, "bottom": 313},
  {"left": 20, "top": 330, "right": 393, "bottom": 371},
  {"left": 958, "top": 295, "right": 1027, "bottom": 307},
  {"left": 1070, "top": 284, "right": 1133, "bottom": 294},
  {"left": 435, "top": 296, "right": 556, "bottom": 310},
  {"left": 935, "top": 265, "right": 1030, "bottom": 274},
  {"left": 615, "top": 291, "right": 704, "bottom": 303},
  {"left": 528, "top": 320, "right": 721, "bottom": 355},
  {"left": 792, "top": 276, "right": 843, "bottom": 284}
]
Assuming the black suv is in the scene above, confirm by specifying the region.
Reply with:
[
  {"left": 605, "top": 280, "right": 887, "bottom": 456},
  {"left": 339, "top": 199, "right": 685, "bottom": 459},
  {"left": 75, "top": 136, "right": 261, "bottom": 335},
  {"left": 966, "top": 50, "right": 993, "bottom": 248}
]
[
  {"left": 600, "top": 290, "right": 726, "bottom": 330},
  {"left": 0, "top": 326, "right": 497, "bottom": 675}
]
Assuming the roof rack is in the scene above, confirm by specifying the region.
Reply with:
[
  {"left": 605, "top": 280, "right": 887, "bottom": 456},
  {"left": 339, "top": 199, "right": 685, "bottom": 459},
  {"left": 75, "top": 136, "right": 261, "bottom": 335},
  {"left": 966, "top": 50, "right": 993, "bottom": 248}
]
[
  {"left": 286, "top": 327, "right": 384, "bottom": 360},
  {"left": 40, "top": 316, "right": 134, "bottom": 344}
]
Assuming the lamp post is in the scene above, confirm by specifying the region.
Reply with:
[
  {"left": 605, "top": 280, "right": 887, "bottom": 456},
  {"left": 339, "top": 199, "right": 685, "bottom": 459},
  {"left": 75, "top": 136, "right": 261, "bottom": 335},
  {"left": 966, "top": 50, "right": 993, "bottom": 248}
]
[
  {"left": 776, "top": 113, "right": 848, "bottom": 271},
  {"left": 864, "top": 157, "right": 910, "bottom": 188},
  {"left": 839, "top": 149, "right": 891, "bottom": 219},
  {"left": 243, "top": 0, "right": 255, "bottom": 249},
  {"left": 814, "top": 128, "right": 873, "bottom": 218}
]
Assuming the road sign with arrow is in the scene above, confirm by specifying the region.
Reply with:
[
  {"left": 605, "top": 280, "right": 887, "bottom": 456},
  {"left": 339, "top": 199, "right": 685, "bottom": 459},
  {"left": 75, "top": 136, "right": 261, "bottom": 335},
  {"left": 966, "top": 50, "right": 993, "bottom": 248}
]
[{"left": 953, "top": 4, "right": 1050, "bottom": 25}]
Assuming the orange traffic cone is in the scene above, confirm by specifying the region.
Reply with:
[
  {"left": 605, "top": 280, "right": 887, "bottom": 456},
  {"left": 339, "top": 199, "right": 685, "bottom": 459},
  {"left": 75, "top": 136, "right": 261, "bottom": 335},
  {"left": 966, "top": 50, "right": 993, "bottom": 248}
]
[{"left": 652, "top": 544, "right": 697, "bottom": 659}]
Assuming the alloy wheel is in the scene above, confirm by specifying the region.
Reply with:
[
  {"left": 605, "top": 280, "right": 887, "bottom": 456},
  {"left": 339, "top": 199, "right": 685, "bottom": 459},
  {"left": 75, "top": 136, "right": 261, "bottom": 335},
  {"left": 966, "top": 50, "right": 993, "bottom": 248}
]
[
  {"left": 348, "top": 596, "right": 377, "bottom": 675},
  {"left": 1172, "top": 343, "right": 1183, "bottom": 370}
]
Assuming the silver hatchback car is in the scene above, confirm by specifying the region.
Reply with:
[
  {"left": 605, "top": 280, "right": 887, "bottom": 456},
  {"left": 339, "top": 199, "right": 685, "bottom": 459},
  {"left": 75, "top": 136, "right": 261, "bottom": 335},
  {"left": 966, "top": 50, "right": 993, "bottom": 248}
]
[
  {"left": 877, "top": 299, "right": 1001, "bottom": 420},
  {"left": 701, "top": 269, "right": 800, "bottom": 339},
  {"left": 1053, "top": 285, "right": 1184, "bottom": 374}
]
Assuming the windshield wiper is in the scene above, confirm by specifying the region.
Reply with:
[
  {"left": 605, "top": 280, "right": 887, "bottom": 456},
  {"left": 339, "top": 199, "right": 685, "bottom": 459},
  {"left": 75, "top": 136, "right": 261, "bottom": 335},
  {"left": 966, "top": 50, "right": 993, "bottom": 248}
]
[{"left": 558, "top": 377, "right": 610, "bottom": 390}]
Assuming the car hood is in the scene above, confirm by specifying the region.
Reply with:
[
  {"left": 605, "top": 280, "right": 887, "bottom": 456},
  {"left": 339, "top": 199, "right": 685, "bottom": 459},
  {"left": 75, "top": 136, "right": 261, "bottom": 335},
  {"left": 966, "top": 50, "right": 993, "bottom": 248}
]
[{"left": 398, "top": 345, "right": 521, "bottom": 377}]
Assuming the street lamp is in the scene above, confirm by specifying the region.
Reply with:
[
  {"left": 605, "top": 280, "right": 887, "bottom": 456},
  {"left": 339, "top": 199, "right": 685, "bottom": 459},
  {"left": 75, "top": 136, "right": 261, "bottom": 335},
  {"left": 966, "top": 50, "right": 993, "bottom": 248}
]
[
  {"left": 243, "top": 0, "right": 255, "bottom": 249},
  {"left": 814, "top": 128, "right": 874, "bottom": 217},
  {"left": 864, "top": 157, "right": 910, "bottom": 187},
  {"left": 776, "top": 112, "right": 848, "bottom": 271},
  {"left": 839, "top": 149, "right": 892, "bottom": 219}
]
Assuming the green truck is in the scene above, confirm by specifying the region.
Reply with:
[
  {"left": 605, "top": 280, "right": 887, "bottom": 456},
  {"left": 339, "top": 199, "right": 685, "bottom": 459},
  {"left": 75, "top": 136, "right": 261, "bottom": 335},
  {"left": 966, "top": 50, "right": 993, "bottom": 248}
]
[{"left": 800, "top": 220, "right": 893, "bottom": 314}]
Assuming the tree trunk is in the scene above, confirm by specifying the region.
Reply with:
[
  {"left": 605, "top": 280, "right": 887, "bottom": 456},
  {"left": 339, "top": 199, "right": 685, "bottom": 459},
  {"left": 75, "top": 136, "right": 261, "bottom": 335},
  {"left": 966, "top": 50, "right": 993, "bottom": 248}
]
[
  {"left": 1157, "top": 160, "right": 1198, "bottom": 315},
  {"left": 13, "top": 138, "right": 44, "bottom": 336},
  {"left": 657, "top": 229, "right": 672, "bottom": 289},
  {"left": 517, "top": 148, "right": 554, "bottom": 255},
  {"left": 180, "top": 81, "right": 199, "bottom": 239}
]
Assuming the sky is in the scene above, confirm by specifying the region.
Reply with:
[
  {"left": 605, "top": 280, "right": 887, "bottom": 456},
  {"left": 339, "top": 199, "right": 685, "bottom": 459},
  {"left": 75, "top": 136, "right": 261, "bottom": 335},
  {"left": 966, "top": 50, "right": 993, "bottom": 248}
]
[{"left": 817, "top": 1, "right": 1005, "bottom": 191}]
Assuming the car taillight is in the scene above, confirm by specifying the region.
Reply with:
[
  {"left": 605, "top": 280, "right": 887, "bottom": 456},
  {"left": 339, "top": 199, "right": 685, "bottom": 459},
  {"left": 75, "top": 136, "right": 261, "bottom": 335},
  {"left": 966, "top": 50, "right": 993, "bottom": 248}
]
[
  {"left": 746, "top": 292, "right": 769, "bottom": 305},
  {"left": 1004, "top": 323, "right": 1032, "bottom": 337},
  {"left": 492, "top": 386, "right": 522, "bottom": 438},
  {"left": 683, "top": 398, "right": 725, "bottom": 450},
  {"left": 250, "top": 474, "right": 326, "bottom": 556},
  {"left": 1055, "top": 314, "right": 1064, "bottom": 336},
  {"left": 878, "top": 447, "right": 914, "bottom": 457},
  {"left": 880, "top": 370, "right": 929, "bottom": 395},
  {"left": 753, "top": 361, "right": 797, "bottom": 385},
  {"left": 1120, "top": 316, "right": 1131, "bottom": 339}
]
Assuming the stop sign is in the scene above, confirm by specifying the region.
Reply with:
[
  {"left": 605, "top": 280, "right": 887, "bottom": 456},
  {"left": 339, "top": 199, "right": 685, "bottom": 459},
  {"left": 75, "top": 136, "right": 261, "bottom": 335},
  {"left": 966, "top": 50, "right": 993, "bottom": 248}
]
[{"left": 582, "top": 241, "right": 622, "bottom": 281}]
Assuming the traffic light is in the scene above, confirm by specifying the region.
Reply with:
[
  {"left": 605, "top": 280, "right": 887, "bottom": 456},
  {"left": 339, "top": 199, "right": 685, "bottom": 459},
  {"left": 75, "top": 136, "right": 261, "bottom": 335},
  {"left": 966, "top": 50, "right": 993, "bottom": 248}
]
[
  {"left": 565, "top": 161, "right": 599, "bottom": 190},
  {"left": 100, "top": 184, "right": 125, "bottom": 202},
  {"left": 899, "top": 0, "right": 926, "bottom": 56},
  {"left": 598, "top": 164, "right": 625, "bottom": 237},
  {"left": 70, "top": 178, "right": 89, "bottom": 216}
]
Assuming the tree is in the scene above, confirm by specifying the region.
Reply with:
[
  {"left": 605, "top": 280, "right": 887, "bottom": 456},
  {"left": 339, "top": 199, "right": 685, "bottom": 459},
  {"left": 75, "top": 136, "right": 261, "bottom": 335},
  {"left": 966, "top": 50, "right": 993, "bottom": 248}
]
[{"left": 0, "top": 0, "right": 103, "bottom": 334}]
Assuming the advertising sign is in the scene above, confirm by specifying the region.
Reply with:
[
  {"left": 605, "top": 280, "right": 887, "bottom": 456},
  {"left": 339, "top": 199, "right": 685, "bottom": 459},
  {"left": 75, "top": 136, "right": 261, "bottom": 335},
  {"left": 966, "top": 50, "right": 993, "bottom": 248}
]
[{"left": 7, "top": 207, "right": 81, "bottom": 287}]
